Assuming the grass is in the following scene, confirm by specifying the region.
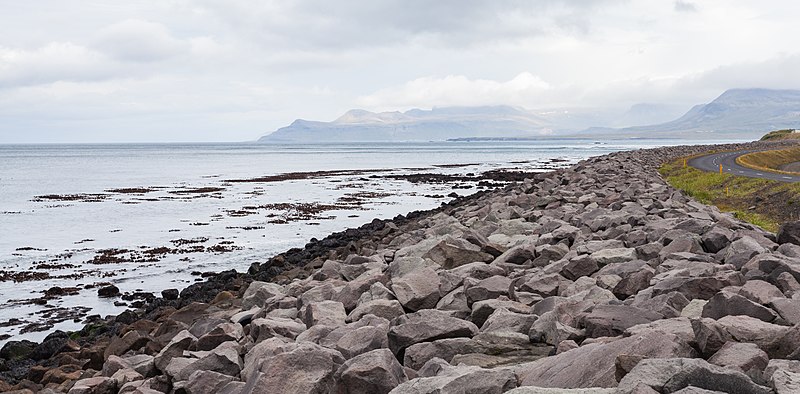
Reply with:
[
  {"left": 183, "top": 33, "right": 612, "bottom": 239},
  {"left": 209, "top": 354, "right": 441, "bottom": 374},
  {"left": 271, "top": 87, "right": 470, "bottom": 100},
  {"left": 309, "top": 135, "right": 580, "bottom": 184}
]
[
  {"left": 761, "top": 129, "right": 800, "bottom": 141},
  {"left": 659, "top": 159, "right": 784, "bottom": 232},
  {"left": 736, "top": 146, "right": 800, "bottom": 174}
]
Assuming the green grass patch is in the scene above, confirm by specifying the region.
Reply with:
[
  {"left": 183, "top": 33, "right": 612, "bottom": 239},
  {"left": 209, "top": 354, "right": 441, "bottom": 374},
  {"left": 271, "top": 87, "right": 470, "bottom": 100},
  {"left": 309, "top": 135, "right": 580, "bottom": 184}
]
[
  {"left": 761, "top": 129, "right": 800, "bottom": 141},
  {"left": 659, "top": 158, "right": 787, "bottom": 232}
]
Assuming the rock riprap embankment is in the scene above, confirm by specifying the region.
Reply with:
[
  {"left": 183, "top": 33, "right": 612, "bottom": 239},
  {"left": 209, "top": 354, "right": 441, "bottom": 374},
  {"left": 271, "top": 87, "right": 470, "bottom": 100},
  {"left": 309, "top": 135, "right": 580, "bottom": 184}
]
[{"left": 5, "top": 141, "right": 800, "bottom": 393}]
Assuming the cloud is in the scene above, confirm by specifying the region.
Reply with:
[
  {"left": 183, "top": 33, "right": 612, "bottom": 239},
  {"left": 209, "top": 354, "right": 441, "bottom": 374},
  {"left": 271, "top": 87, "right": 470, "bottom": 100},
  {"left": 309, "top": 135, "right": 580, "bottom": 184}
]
[
  {"left": 0, "top": 42, "right": 115, "bottom": 88},
  {"left": 93, "top": 19, "right": 187, "bottom": 62},
  {"left": 357, "top": 72, "right": 551, "bottom": 109},
  {"left": 674, "top": 1, "right": 698, "bottom": 12}
]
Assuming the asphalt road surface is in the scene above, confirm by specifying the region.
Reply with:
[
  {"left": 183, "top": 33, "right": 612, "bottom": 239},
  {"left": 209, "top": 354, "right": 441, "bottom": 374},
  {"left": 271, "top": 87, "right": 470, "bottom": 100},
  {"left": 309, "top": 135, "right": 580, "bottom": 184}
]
[{"left": 688, "top": 150, "right": 800, "bottom": 183}]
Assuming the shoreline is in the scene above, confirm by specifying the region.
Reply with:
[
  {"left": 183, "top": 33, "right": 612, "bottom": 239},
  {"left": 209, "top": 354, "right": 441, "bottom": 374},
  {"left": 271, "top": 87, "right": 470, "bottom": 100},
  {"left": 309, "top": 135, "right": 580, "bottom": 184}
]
[{"left": 4, "top": 139, "right": 800, "bottom": 392}]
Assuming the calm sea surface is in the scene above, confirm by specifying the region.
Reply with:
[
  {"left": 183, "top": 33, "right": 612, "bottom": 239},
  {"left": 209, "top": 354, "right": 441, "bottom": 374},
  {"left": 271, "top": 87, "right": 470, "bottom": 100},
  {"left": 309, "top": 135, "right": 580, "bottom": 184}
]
[{"left": 0, "top": 140, "right": 735, "bottom": 343}]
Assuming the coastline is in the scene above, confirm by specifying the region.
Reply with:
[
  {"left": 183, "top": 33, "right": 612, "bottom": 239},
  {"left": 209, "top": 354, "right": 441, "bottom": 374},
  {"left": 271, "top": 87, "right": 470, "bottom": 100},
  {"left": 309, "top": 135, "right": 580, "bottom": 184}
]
[{"left": 4, "top": 139, "right": 800, "bottom": 392}]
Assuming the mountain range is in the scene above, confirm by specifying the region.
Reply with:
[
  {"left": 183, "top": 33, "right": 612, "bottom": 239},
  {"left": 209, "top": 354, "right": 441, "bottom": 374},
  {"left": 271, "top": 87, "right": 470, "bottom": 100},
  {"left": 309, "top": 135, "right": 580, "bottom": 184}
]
[{"left": 258, "top": 88, "right": 800, "bottom": 142}]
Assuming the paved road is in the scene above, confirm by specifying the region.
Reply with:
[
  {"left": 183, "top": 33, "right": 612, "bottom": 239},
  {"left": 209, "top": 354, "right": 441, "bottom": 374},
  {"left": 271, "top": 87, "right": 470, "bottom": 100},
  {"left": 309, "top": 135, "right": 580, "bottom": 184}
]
[{"left": 688, "top": 150, "right": 800, "bottom": 182}]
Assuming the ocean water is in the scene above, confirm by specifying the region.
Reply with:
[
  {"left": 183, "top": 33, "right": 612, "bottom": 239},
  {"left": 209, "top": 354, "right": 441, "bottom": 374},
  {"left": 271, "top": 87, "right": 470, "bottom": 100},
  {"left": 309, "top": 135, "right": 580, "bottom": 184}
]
[{"left": 0, "top": 140, "right": 727, "bottom": 344}]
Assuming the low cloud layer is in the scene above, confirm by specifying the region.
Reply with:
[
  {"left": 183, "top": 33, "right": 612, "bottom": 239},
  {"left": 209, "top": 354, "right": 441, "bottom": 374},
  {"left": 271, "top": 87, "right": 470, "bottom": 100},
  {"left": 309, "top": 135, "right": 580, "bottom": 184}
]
[{"left": 2, "top": 1, "right": 800, "bottom": 142}]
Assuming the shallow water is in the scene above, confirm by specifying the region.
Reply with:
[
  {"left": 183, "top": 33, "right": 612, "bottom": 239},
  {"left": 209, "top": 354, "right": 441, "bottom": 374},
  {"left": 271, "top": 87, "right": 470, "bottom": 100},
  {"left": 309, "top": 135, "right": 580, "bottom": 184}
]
[{"left": 0, "top": 140, "right": 733, "bottom": 344}]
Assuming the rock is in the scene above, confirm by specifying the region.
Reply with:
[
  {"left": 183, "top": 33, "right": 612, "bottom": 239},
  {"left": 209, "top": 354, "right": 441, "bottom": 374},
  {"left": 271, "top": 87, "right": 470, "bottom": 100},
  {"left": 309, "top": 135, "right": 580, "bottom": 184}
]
[
  {"left": 770, "top": 298, "right": 800, "bottom": 325},
  {"left": 528, "top": 311, "right": 584, "bottom": 346},
  {"left": 778, "top": 221, "right": 800, "bottom": 246},
  {"left": 388, "top": 309, "right": 479, "bottom": 356},
  {"left": 241, "top": 342, "right": 344, "bottom": 394},
  {"left": 153, "top": 330, "right": 196, "bottom": 372},
  {"left": 701, "top": 292, "right": 778, "bottom": 322},
  {"left": 624, "top": 317, "right": 695, "bottom": 345},
  {"left": 491, "top": 243, "right": 536, "bottom": 266},
  {"left": 481, "top": 308, "right": 538, "bottom": 334},
  {"left": 335, "top": 325, "right": 389, "bottom": 359},
  {"left": 652, "top": 272, "right": 745, "bottom": 300},
  {"left": 241, "top": 337, "right": 292, "bottom": 381},
  {"left": 692, "top": 316, "right": 788, "bottom": 357},
  {"left": 590, "top": 248, "right": 637, "bottom": 265},
  {"left": 470, "top": 299, "right": 532, "bottom": 328},
  {"left": 184, "top": 370, "right": 235, "bottom": 394},
  {"left": 560, "top": 255, "right": 599, "bottom": 281},
  {"left": 518, "top": 273, "right": 567, "bottom": 297},
  {"left": 303, "top": 300, "right": 347, "bottom": 328},
  {"left": 110, "top": 368, "right": 143, "bottom": 387},
  {"left": 389, "top": 364, "right": 517, "bottom": 394},
  {"left": 617, "top": 357, "right": 771, "bottom": 394},
  {"left": 98, "top": 285, "right": 120, "bottom": 298},
  {"left": 104, "top": 330, "right": 151, "bottom": 359},
  {"left": 250, "top": 317, "right": 307, "bottom": 342},
  {"left": 161, "top": 288, "right": 179, "bottom": 300},
  {"left": 772, "top": 369, "right": 800, "bottom": 394},
  {"left": 681, "top": 299, "right": 708, "bottom": 318},
  {"left": 505, "top": 389, "right": 615, "bottom": 394},
  {"left": 196, "top": 322, "right": 244, "bottom": 351},
  {"left": 334, "top": 349, "right": 407, "bottom": 394},
  {"left": 777, "top": 271, "right": 800, "bottom": 297},
  {"left": 423, "top": 239, "right": 493, "bottom": 269},
  {"left": 581, "top": 305, "right": 663, "bottom": 338},
  {"left": 517, "top": 331, "right": 695, "bottom": 388},
  {"left": 465, "top": 275, "right": 512, "bottom": 304},
  {"left": 739, "top": 280, "right": 784, "bottom": 305},
  {"left": 337, "top": 270, "right": 386, "bottom": 312},
  {"left": 242, "top": 281, "right": 284, "bottom": 310},
  {"left": 391, "top": 267, "right": 441, "bottom": 311},
  {"left": 724, "top": 236, "right": 767, "bottom": 269},
  {"left": 702, "top": 226, "right": 734, "bottom": 253},
  {"left": 175, "top": 341, "right": 242, "bottom": 381},
  {"left": 348, "top": 299, "right": 405, "bottom": 323},
  {"left": 707, "top": 341, "right": 768, "bottom": 375},
  {"left": 532, "top": 243, "right": 569, "bottom": 267},
  {"left": 612, "top": 267, "right": 655, "bottom": 299},
  {"left": 67, "top": 377, "right": 116, "bottom": 394},
  {"left": 0, "top": 340, "right": 36, "bottom": 361}
]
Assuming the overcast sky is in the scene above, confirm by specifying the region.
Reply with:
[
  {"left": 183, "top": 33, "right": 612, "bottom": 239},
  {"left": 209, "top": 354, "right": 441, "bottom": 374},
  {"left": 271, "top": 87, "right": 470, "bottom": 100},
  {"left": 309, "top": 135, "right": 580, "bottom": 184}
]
[{"left": 2, "top": 0, "right": 800, "bottom": 142}]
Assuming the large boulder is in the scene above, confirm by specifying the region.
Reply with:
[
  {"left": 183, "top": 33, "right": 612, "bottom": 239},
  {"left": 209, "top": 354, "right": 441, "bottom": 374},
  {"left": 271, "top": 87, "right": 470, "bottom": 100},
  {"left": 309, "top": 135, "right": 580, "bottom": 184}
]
[
  {"left": 391, "top": 267, "right": 441, "bottom": 311},
  {"left": 707, "top": 341, "right": 768, "bottom": 376},
  {"left": 724, "top": 237, "right": 767, "bottom": 269},
  {"left": 778, "top": 221, "right": 800, "bottom": 246},
  {"left": 617, "top": 358, "right": 771, "bottom": 394},
  {"left": 303, "top": 301, "right": 347, "bottom": 328},
  {"left": 423, "top": 239, "right": 493, "bottom": 269},
  {"left": 516, "top": 332, "right": 695, "bottom": 388},
  {"left": 701, "top": 292, "right": 778, "bottom": 322},
  {"left": 590, "top": 248, "right": 637, "bottom": 265},
  {"left": 388, "top": 309, "right": 479, "bottom": 357},
  {"left": 580, "top": 305, "right": 663, "bottom": 338},
  {"left": 241, "top": 342, "right": 345, "bottom": 394},
  {"left": 334, "top": 349, "right": 407, "bottom": 394},
  {"left": 242, "top": 281, "right": 284, "bottom": 310},
  {"left": 388, "top": 364, "right": 517, "bottom": 394}
]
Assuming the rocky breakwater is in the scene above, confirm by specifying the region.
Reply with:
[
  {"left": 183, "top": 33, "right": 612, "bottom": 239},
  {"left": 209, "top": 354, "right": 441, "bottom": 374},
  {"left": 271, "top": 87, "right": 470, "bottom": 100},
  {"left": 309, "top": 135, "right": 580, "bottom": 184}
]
[{"left": 6, "top": 140, "right": 800, "bottom": 393}]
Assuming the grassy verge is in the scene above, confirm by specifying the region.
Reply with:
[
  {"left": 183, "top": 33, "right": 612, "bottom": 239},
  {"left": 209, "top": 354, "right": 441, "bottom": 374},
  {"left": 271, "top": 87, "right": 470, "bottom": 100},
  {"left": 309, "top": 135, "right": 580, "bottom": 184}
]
[
  {"left": 736, "top": 147, "right": 800, "bottom": 175},
  {"left": 761, "top": 129, "right": 800, "bottom": 141},
  {"left": 658, "top": 158, "right": 800, "bottom": 232}
]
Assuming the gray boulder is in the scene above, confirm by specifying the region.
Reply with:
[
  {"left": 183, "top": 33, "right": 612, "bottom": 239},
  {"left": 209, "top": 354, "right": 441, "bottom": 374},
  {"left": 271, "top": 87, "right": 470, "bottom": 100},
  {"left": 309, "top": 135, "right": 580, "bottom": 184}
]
[
  {"left": 617, "top": 357, "right": 771, "bottom": 394},
  {"left": 335, "top": 349, "right": 407, "bottom": 394},
  {"left": 241, "top": 342, "right": 345, "bottom": 394},
  {"left": 388, "top": 309, "right": 479, "bottom": 356},
  {"left": 701, "top": 292, "right": 778, "bottom": 322},
  {"left": 517, "top": 331, "right": 694, "bottom": 388},
  {"left": 391, "top": 267, "right": 441, "bottom": 312}
]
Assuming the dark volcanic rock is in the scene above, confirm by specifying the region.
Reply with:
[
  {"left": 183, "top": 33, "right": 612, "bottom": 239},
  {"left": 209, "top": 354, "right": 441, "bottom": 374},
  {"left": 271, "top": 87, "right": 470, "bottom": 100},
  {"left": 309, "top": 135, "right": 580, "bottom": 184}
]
[
  {"left": 97, "top": 285, "right": 120, "bottom": 298},
  {"left": 778, "top": 221, "right": 800, "bottom": 246}
]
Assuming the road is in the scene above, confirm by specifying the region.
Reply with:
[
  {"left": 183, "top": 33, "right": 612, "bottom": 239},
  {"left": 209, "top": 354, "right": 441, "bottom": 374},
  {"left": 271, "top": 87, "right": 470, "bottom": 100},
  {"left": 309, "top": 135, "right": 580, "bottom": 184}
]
[{"left": 688, "top": 150, "right": 800, "bottom": 182}]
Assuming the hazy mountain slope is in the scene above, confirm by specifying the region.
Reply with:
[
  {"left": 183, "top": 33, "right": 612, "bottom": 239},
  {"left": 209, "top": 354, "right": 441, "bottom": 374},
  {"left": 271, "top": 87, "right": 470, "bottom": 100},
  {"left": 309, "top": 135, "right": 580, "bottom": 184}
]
[
  {"left": 620, "top": 89, "right": 800, "bottom": 136},
  {"left": 259, "top": 106, "right": 554, "bottom": 142}
]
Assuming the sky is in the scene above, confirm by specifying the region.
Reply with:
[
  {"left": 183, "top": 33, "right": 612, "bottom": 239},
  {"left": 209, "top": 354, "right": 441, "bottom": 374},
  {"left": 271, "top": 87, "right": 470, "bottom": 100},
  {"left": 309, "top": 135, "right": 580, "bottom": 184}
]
[{"left": 2, "top": 0, "right": 800, "bottom": 142}]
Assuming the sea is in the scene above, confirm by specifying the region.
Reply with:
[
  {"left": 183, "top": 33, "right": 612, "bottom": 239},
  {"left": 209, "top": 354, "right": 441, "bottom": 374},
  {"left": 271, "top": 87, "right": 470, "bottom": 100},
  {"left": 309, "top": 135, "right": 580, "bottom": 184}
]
[{"left": 0, "top": 139, "right": 733, "bottom": 344}]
